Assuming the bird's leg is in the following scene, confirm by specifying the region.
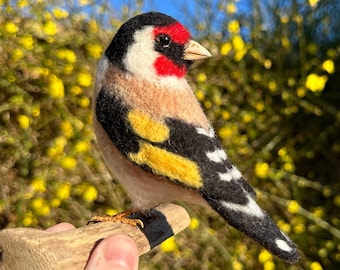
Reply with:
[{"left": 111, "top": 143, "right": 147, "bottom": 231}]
[{"left": 87, "top": 208, "right": 144, "bottom": 228}]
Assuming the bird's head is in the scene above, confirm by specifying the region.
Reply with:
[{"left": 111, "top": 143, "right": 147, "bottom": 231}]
[{"left": 104, "top": 12, "right": 211, "bottom": 84}]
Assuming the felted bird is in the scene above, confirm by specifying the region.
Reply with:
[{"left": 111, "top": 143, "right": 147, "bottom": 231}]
[{"left": 92, "top": 11, "right": 299, "bottom": 263}]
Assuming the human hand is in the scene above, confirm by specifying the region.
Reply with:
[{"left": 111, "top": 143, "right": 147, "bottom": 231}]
[{"left": 46, "top": 223, "right": 139, "bottom": 270}]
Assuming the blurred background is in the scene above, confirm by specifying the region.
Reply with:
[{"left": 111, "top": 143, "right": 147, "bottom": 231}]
[{"left": 0, "top": 0, "right": 339, "bottom": 269}]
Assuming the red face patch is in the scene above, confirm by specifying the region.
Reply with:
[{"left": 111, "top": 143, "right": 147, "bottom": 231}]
[
  {"left": 153, "top": 22, "right": 190, "bottom": 45},
  {"left": 154, "top": 55, "right": 187, "bottom": 77}
]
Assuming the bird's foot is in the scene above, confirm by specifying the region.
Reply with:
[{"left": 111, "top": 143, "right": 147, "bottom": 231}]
[{"left": 87, "top": 208, "right": 144, "bottom": 228}]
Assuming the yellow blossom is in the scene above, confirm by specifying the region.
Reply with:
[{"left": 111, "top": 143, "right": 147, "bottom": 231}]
[
  {"left": 55, "top": 183, "right": 71, "bottom": 200},
  {"left": 293, "top": 223, "right": 306, "bottom": 234},
  {"left": 189, "top": 217, "right": 200, "bottom": 230},
  {"left": 305, "top": 73, "right": 328, "bottom": 92},
  {"left": 160, "top": 236, "right": 178, "bottom": 253},
  {"left": 196, "top": 72, "right": 207, "bottom": 83},
  {"left": 264, "top": 59, "right": 272, "bottom": 69},
  {"left": 75, "top": 141, "right": 90, "bottom": 153},
  {"left": 60, "top": 156, "right": 77, "bottom": 170},
  {"left": 47, "top": 136, "right": 67, "bottom": 157},
  {"left": 48, "top": 74, "right": 64, "bottom": 98},
  {"left": 79, "top": 0, "right": 90, "bottom": 5},
  {"left": 226, "top": 3, "right": 237, "bottom": 14},
  {"left": 11, "top": 48, "right": 24, "bottom": 61},
  {"left": 86, "top": 43, "right": 103, "bottom": 59},
  {"left": 78, "top": 96, "right": 90, "bottom": 108},
  {"left": 232, "top": 35, "right": 245, "bottom": 51},
  {"left": 322, "top": 59, "right": 334, "bottom": 74},
  {"left": 18, "top": 0, "right": 28, "bottom": 7},
  {"left": 255, "top": 162, "right": 269, "bottom": 179},
  {"left": 83, "top": 185, "right": 98, "bottom": 203},
  {"left": 221, "top": 110, "right": 231, "bottom": 120},
  {"left": 220, "top": 42, "right": 232, "bottom": 56},
  {"left": 22, "top": 211, "right": 34, "bottom": 226},
  {"left": 228, "top": 20, "right": 240, "bottom": 34},
  {"left": 218, "top": 125, "right": 236, "bottom": 140},
  {"left": 89, "top": 19, "right": 99, "bottom": 32},
  {"left": 310, "top": 261, "right": 323, "bottom": 270},
  {"left": 242, "top": 112, "right": 252, "bottom": 123},
  {"left": 334, "top": 194, "right": 340, "bottom": 207},
  {"left": 287, "top": 200, "right": 300, "bottom": 214},
  {"left": 30, "top": 197, "right": 50, "bottom": 216},
  {"left": 30, "top": 177, "right": 46, "bottom": 192},
  {"left": 55, "top": 49, "right": 77, "bottom": 63},
  {"left": 17, "top": 114, "right": 30, "bottom": 129},
  {"left": 296, "top": 87, "right": 306, "bottom": 98},
  {"left": 77, "top": 71, "right": 92, "bottom": 87},
  {"left": 264, "top": 261, "right": 275, "bottom": 270},
  {"left": 50, "top": 198, "right": 61, "bottom": 208},
  {"left": 52, "top": 7, "right": 69, "bottom": 19},
  {"left": 70, "top": 85, "right": 83, "bottom": 96},
  {"left": 43, "top": 20, "right": 57, "bottom": 36},
  {"left": 268, "top": 80, "right": 277, "bottom": 92},
  {"left": 19, "top": 35, "right": 34, "bottom": 50},
  {"left": 258, "top": 249, "right": 273, "bottom": 264},
  {"left": 61, "top": 120, "right": 74, "bottom": 138},
  {"left": 5, "top": 21, "right": 19, "bottom": 34},
  {"left": 195, "top": 89, "right": 204, "bottom": 101},
  {"left": 105, "top": 208, "right": 118, "bottom": 216},
  {"left": 308, "top": 0, "right": 319, "bottom": 8}
]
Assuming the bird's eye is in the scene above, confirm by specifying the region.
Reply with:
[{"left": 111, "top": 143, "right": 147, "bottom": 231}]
[{"left": 157, "top": 34, "right": 171, "bottom": 48}]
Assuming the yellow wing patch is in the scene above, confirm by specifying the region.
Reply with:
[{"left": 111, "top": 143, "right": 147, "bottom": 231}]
[
  {"left": 128, "top": 109, "right": 169, "bottom": 143},
  {"left": 129, "top": 142, "right": 203, "bottom": 189}
]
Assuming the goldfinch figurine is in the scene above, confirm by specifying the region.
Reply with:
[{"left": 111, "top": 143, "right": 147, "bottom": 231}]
[{"left": 93, "top": 12, "right": 299, "bottom": 263}]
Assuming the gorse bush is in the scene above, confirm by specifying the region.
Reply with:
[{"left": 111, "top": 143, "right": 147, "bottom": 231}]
[{"left": 1, "top": 0, "right": 339, "bottom": 269}]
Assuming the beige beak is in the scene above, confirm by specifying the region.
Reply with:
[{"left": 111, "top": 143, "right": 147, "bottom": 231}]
[{"left": 183, "top": 40, "right": 212, "bottom": 61}]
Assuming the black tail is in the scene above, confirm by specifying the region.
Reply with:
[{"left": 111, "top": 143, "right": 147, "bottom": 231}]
[{"left": 203, "top": 191, "right": 299, "bottom": 263}]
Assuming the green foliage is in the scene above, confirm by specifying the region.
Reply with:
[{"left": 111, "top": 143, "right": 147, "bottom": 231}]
[{"left": 0, "top": 0, "right": 339, "bottom": 269}]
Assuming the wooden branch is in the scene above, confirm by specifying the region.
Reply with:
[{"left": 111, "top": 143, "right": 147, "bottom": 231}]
[{"left": 0, "top": 203, "right": 190, "bottom": 270}]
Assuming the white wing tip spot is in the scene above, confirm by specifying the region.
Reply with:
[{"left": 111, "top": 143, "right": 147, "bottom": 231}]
[{"left": 275, "top": 239, "right": 293, "bottom": 252}]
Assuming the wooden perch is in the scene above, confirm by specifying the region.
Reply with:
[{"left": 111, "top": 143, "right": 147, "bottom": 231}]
[{"left": 0, "top": 203, "right": 190, "bottom": 270}]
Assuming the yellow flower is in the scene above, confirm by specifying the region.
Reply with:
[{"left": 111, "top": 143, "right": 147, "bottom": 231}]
[
  {"left": 47, "top": 136, "right": 67, "bottom": 157},
  {"left": 264, "top": 59, "right": 272, "bottom": 69},
  {"left": 60, "top": 156, "right": 77, "bottom": 170},
  {"left": 264, "top": 261, "right": 275, "bottom": 270},
  {"left": 75, "top": 140, "right": 90, "bottom": 153},
  {"left": 50, "top": 198, "right": 61, "bottom": 208},
  {"left": 55, "top": 49, "right": 77, "bottom": 63},
  {"left": 195, "top": 89, "right": 204, "bottom": 101},
  {"left": 308, "top": 0, "right": 319, "bottom": 8},
  {"left": 30, "top": 197, "right": 50, "bottom": 216},
  {"left": 228, "top": 20, "right": 240, "bottom": 34},
  {"left": 77, "top": 71, "right": 92, "bottom": 87},
  {"left": 322, "top": 59, "right": 334, "bottom": 74},
  {"left": 5, "top": 21, "right": 19, "bottom": 34},
  {"left": 48, "top": 74, "right": 64, "bottom": 98},
  {"left": 305, "top": 73, "right": 328, "bottom": 92},
  {"left": 226, "top": 3, "right": 237, "bottom": 14},
  {"left": 218, "top": 125, "right": 236, "bottom": 140},
  {"left": 220, "top": 42, "right": 232, "bottom": 56},
  {"left": 83, "top": 185, "right": 98, "bottom": 203},
  {"left": 22, "top": 211, "right": 34, "bottom": 226},
  {"left": 310, "top": 261, "right": 323, "bottom": 270},
  {"left": 254, "top": 162, "right": 269, "bottom": 179},
  {"left": 70, "top": 85, "right": 83, "bottom": 96},
  {"left": 221, "top": 110, "right": 231, "bottom": 120},
  {"left": 86, "top": 43, "right": 103, "bottom": 59},
  {"left": 287, "top": 200, "right": 300, "bottom": 214},
  {"left": 334, "top": 194, "right": 340, "bottom": 207},
  {"left": 296, "top": 87, "right": 306, "bottom": 98},
  {"left": 196, "top": 72, "right": 207, "bottom": 83},
  {"left": 160, "top": 236, "right": 178, "bottom": 253},
  {"left": 78, "top": 96, "right": 90, "bottom": 108},
  {"left": 30, "top": 177, "right": 46, "bottom": 192},
  {"left": 258, "top": 249, "right": 273, "bottom": 264},
  {"left": 55, "top": 183, "right": 71, "bottom": 200},
  {"left": 11, "top": 48, "right": 24, "bottom": 61},
  {"left": 17, "top": 114, "right": 30, "bottom": 129},
  {"left": 18, "top": 0, "right": 28, "bottom": 7},
  {"left": 105, "top": 208, "right": 118, "bottom": 216},
  {"left": 52, "top": 7, "right": 69, "bottom": 19},
  {"left": 43, "top": 20, "right": 57, "bottom": 35},
  {"left": 293, "top": 223, "right": 306, "bottom": 234},
  {"left": 79, "top": 0, "right": 90, "bottom": 5},
  {"left": 61, "top": 120, "right": 74, "bottom": 138},
  {"left": 189, "top": 217, "right": 200, "bottom": 230},
  {"left": 19, "top": 35, "right": 34, "bottom": 50}
]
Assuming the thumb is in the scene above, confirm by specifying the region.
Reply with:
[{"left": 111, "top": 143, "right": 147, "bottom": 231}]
[{"left": 85, "top": 235, "right": 139, "bottom": 270}]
